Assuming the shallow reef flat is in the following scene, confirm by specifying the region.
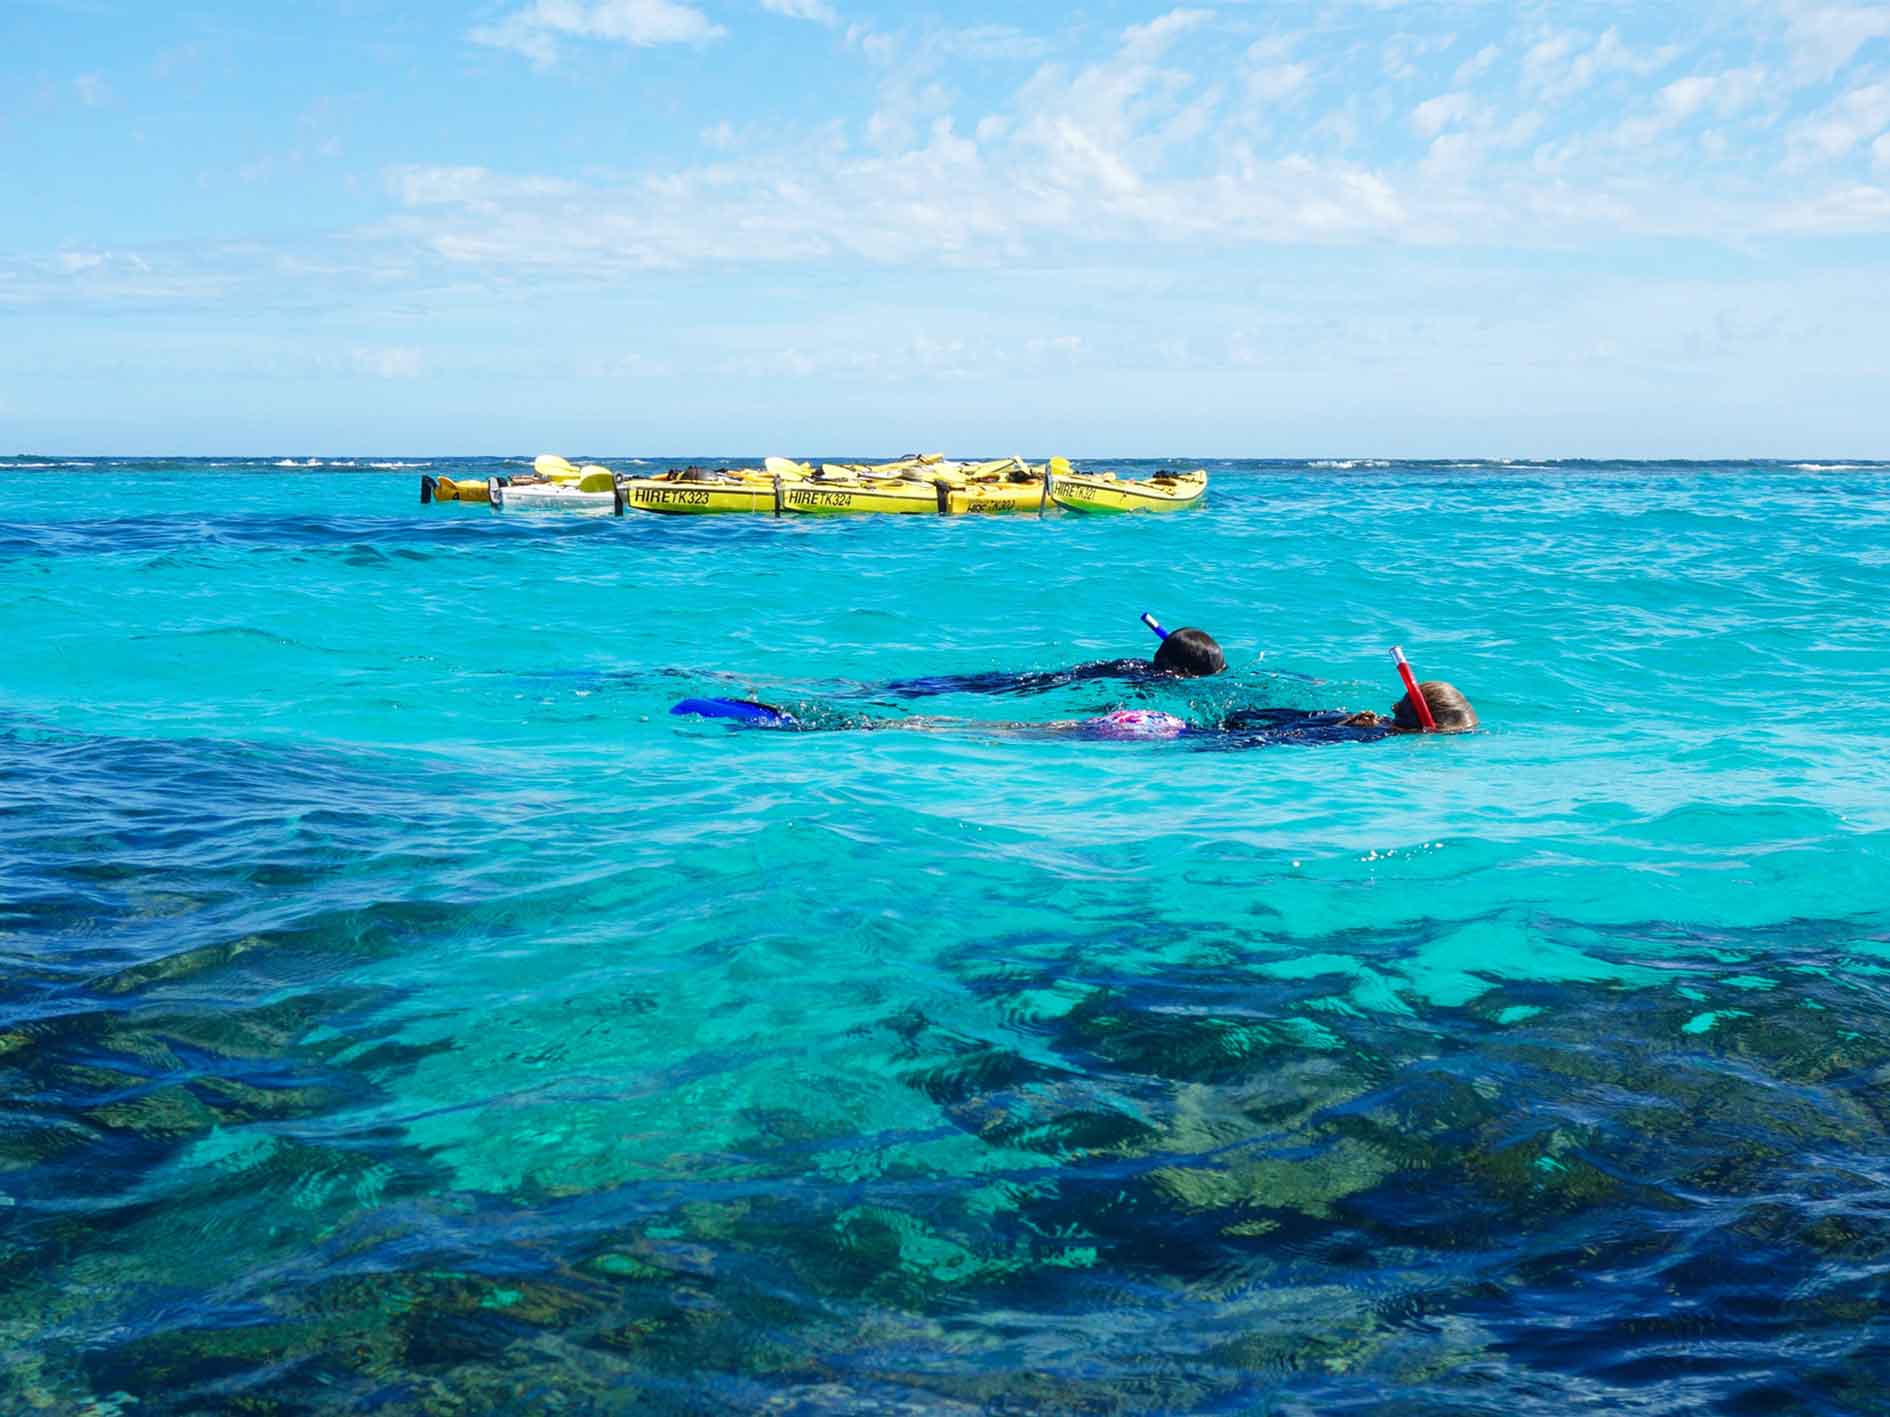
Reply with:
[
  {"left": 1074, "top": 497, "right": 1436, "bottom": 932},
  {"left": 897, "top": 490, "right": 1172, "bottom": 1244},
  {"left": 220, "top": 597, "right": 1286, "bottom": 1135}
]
[{"left": 2, "top": 459, "right": 1888, "bottom": 1412}]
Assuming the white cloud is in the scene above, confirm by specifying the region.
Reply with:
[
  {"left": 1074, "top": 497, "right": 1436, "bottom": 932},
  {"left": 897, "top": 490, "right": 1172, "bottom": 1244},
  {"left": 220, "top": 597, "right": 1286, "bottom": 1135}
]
[
  {"left": 844, "top": 21, "right": 893, "bottom": 63},
  {"left": 1309, "top": 102, "right": 1362, "bottom": 151},
  {"left": 760, "top": 0, "right": 836, "bottom": 25},
  {"left": 1246, "top": 32, "right": 1299, "bottom": 65},
  {"left": 1702, "top": 66, "right": 1768, "bottom": 118},
  {"left": 1412, "top": 92, "right": 1474, "bottom": 138},
  {"left": 864, "top": 78, "right": 954, "bottom": 153},
  {"left": 388, "top": 0, "right": 1890, "bottom": 274},
  {"left": 1453, "top": 43, "right": 1499, "bottom": 87},
  {"left": 832, "top": 19, "right": 1051, "bottom": 157},
  {"left": 1249, "top": 61, "right": 1312, "bottom": 104},
  {"left": 934, "top": 25, "right": 1048, "bottom": 62},
  {"left": 1037, "top": 117, "right": 1141, "bottom": 195},
  {"left": 1522, "top": 27, "right": 1678, "bottom": 104},
  {"left": 1610, "top": 66, "right": 1772, "bottom": 148},
  {"left": 1789, "top": 80, "right": 1890, "bottom": 160},
  {"left": 1420, "top": 109, "right": 1540, "bottom": 181},
  {"left": 1382, "top": 31, "right": 1455, "bottom": 83},
  {"left": 353, "top": 346, "right": 424, "bottom": 379},
  {"left": 74, "top": 73, "right": 110, "bottom": 107},
  {"left": 1404, "top": 84, "right": 1542, "bottom": 181},
  {"left": 1782, "top": 2, "right": 1890, "bottom": 82},
  {"left": 470, "top": 0, "right": 725, "bottom": 68},
  {"left": 1770, "top": 181, "right": 1890, "bottom": 230},
  {"left": 1, "top": 249, "right": 223, "bottom": 308},
  {"left": 1120, "top": 9, "right": 1211, "bottom": 59},
  {"left": 390, "top": 164, "right": 579, "bottom": 207},
  {"left": 1875, "top": 132, "right": 1890, "bottom": 168},
  {"left": 1659, "top": 66, "right": 1769, "bottom": 122},
  {"left": 379, "top": 14, "right": 1425, "bottom": 273},
  {"left": 393, "top": 165, "right": 492, "bottom": 205},
  {"left": 1658, "top": 75, "right": 1718, "bottom": 122},
  {"left": 1520, "top": 32, "right": 1576, "bottom": 92}
]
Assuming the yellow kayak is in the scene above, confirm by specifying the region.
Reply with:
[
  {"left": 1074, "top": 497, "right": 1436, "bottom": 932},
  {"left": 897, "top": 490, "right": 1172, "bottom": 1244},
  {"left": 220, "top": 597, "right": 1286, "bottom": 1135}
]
[
  {"left": 621, "top": 466, "right": 780, "bottom": 515},
  {"left": 772, "top": 456, "right": 933, "bottom": 515},
  {"left": 421, "top": 474, "right": 490, "bottom": 504},
  {"left": 943, "top": 477, "right": 1049, "bottom": 514},
  {"left": 779, "top": 454, "right": 1067, "bottom": 516},
  {"left": 1050, "top": 466, "right": 1207, "bottom": 513},
  {"left": 945, "top": 483, "right": 1046, "bottom": 514},
  {"left": 930, "top": 456, "right": 1045, "bottom": 514},
  {"left": 781, "top": 474, "right": 942, "bottom": 515}
]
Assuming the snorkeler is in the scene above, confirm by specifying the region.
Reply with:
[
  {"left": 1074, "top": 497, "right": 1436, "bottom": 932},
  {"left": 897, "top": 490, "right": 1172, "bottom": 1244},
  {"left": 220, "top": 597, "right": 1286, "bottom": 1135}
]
[
  {"left": 910, "top": 673, "right": 1476, "bottom": 745},
  {"left": 1211, "top": 676, "right": 1478, "bottom": 744},
  {"left": 674, "top": 648, "right": 1476, "bottom": 746},
  {"left": 873, "top": 611, "right": 1224, "bottom": 699}
]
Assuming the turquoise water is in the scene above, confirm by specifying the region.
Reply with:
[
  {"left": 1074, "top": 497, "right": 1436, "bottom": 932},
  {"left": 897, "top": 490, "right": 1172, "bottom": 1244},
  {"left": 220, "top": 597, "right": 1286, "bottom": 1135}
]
[{"left": 4, "top": 456, "right": 1889, "bottom": 1413}]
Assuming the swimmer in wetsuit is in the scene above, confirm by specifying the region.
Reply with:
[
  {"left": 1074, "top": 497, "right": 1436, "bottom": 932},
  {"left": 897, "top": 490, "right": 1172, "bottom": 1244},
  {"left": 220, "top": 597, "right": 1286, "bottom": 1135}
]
[
  {"left": 875, "top": 623, "right": 1226, "bottom": 699},
  {"left": 673, "top": 679, "right": 1478, "bottom": 744},
  {"left": 935, "top": 679, "right": 1477, "bottom": 744},
  {"left": 1214, "top": 679, "right": 1479, "bottom": 744}
]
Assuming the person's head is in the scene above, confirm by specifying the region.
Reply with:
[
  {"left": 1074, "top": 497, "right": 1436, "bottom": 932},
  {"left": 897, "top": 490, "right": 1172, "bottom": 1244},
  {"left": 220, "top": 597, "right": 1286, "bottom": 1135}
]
[
  {"left": 1391, "top": 680, "right": 1478, "bottom": 734},
  {"left": 1152, "top": 627, "right": 1226, "bottom": 678}
]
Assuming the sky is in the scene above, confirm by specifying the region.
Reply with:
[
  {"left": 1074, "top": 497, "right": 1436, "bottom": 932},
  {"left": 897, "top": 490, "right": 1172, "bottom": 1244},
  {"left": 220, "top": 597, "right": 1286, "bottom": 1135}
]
[{"left": 3, "top": 0, "right": 1889, "bottom": 456}]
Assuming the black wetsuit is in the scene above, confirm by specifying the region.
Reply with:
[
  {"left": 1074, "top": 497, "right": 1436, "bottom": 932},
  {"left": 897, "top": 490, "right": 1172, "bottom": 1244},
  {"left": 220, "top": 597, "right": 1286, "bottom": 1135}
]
[
  {"left": 876, "top": 660, "right": 1162, "bottom": 699},
  {"left": 1204, "top": 708, "right": 1395, "bottom": 748}
]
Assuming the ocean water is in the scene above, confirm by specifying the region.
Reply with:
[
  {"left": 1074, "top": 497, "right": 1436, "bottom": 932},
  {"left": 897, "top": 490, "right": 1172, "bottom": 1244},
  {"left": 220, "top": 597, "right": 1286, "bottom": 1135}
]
[{"left": 3, "top": 455, "right": 1889, "bottom": 1414}]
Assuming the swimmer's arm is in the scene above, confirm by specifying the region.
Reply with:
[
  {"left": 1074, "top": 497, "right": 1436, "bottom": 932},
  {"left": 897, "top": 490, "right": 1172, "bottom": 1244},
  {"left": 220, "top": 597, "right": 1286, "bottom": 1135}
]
[
  {"left": 873, "top": 671, "right": 1022, "bottom": 699},
  {"left": 874, "top": 661, "right": 1149, "bottom": 700}
]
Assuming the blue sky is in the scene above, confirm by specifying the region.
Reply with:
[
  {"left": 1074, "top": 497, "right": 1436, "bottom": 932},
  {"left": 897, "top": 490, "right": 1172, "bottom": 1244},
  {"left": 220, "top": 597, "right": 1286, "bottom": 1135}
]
[{"left": 3, "top": 0, "right": 1889, "bottom": 455}]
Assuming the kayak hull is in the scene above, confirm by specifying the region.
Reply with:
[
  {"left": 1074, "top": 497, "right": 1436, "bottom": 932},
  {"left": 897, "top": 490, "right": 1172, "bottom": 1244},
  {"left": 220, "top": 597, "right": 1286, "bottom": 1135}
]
[
  {"left": 425, "top": 474, "right": 491, "bottom": 504},
  {"left": 945, "top": 479, "right": 1048, "bottom": 514},
  {"left": 1050, "top": 471, "right": 1207, "bottom": 513},
  {"left": 780, "top": 480, "right": 941, "bottom": 515},
  {"left": 490, "top": 478, "right": 621, "bottom": 514},
  {"left": 621, "top": 476, "right": 782, "bottom": 515}
]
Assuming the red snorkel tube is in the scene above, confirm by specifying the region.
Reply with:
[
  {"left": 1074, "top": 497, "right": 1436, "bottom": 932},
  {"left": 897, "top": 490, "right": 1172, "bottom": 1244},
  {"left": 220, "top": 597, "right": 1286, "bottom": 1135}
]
[{"left": 1390, "top": 646, "right": 1438, "bottom": 732}]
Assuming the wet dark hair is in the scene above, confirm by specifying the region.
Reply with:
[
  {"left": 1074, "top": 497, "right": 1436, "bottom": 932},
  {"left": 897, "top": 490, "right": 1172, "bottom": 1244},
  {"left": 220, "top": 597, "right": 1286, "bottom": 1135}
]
[
  {"left": 1152, "top": 627, "right": 1225, "bottom": 678},
  {"left": 1393, "top": 681, "right": 1478, "bottom": 733}
]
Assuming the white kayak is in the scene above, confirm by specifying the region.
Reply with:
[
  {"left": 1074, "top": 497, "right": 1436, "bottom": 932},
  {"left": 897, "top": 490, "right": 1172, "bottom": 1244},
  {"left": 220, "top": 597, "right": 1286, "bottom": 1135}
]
[{"left": 488, "top": 475, "right": 622, "bottom": 514}]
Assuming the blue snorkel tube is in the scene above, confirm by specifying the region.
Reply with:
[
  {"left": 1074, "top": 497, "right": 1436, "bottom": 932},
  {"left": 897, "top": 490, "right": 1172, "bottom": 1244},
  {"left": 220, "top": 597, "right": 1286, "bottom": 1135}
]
[
  {"left": 671, "top": 698, "right": 799, "bottom": 729},
  {"left": 1141, "top": 612, "right": 1170, "bottom": 641}
]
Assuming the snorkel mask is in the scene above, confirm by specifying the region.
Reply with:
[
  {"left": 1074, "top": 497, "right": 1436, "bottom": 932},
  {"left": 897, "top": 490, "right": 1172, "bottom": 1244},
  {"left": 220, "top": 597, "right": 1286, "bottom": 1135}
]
[{"left": 1390, "top": 646, "right": 1438, "bottom": 732}]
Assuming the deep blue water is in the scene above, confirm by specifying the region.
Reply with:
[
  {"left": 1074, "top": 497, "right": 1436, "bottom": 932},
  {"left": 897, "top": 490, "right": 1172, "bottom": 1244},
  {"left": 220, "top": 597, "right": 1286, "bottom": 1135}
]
[{"left": 3, "top": 455, "right": 1890, "bottom": 1414}]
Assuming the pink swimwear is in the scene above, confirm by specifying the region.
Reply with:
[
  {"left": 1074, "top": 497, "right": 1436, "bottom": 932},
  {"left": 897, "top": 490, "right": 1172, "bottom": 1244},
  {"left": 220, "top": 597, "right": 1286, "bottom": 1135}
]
[{"left": 1086, "top": 709, "right": 1188, "bottom": 740}]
